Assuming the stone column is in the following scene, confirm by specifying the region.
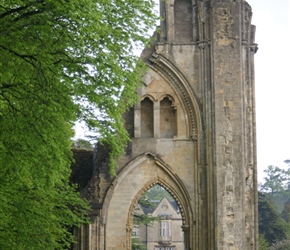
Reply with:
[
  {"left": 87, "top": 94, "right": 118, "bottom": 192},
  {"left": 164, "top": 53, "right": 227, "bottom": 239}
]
[
  {"left": 134, "top": 103, "right": 141, "bottom": 138},
  {"left": 211, "top": 1, "right": 247, "bottom": 249},
  {"left": 154, "top": 101, "right": 160, "bottom": 138}
]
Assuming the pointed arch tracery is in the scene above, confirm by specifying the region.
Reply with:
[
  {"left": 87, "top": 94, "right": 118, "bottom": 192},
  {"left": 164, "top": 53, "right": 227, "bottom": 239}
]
[
  {"left": 140, "top": 94, "right": 156, "bottom": 102},
  {"left": 158, "top": 94, "right": 176, "bottom": 106},
  {"left": 102, "top": 49, "right": 201, "bottom": 250},
  {"left": 100, "top": 151, "right": 195, "bottom": 248},
  {"left": 141, "top": 97, "right": 154, "bottom": 138},
  {"left": 123, "top": 153, "right": 194, "bottom": 249},
  {"left": 148, "top": 52, "right": 201, "bottom": 141},
  {"left": 128, "top": 178, "right": 187, "bottom": 227}
]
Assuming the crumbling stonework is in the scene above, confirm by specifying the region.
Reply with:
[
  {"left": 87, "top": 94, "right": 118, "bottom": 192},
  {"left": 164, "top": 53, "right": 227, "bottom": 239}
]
[{"left": 73, "top": 0, "right": 258, "bottom": 249}]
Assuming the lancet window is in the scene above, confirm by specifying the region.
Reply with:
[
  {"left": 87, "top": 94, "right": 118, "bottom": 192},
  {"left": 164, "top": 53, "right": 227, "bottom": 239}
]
[
  {"left": 141, "top": 97, "right": 154, "bottom": 138},
  {"left": 136, "top": 96, "right": 177, "bottom": 139},
  {"left": 160, "top": 97, "right": 177, "bottom": 138}
]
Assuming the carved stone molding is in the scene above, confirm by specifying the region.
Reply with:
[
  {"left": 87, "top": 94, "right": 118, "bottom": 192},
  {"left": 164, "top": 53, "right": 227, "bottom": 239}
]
[
  {"left": 148, "top": 52, "right": 199, "bottom": 140},
  {"left": 250, "top": 43, "right": 258, "bottom": 53},
  {"left": 198, "top": 41, "right": 211, "bottom": 50},
  {"left": 128, "top": 177, "right": 187, "bottom": 226}
]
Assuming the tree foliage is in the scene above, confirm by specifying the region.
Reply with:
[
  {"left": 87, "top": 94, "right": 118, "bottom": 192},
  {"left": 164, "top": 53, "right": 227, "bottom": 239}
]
[
  {"left": 132, "top": 238, "right": 147, "bottom": 250},
  {"left": 132, "top": 187, "right": 169, "bottom": 250},
  {"left": 144, "top": 184, "right": 174, "bottom": 201},
  {"left": 259, "top": 234, "right": 270, "bottom": 250},
  {"left": 258, "top": 192, "right": 289, "bottom": 245},
  {"left": 72, "top": 139, "right": 93, "bottom": 150},
  {"left": 261, "top": 165, "right": 290, "bottom": 194},
  {"left": 259, "top": 160, "right": 290, "bottom": 248},
  {"left": 281, "top": 198, "right": 290, "bottom": 224},
  {"left": 0, "top": 0, "right": 157, "bottom": 171},
  {"left": 134, "top": 197, "right": 159, "bottom": 225},
  {"left": 0, "top": 0, "right": 157, "bottom": 249},
  {"left": 269, "top": 239, "right": 290, "bottom": 250}
]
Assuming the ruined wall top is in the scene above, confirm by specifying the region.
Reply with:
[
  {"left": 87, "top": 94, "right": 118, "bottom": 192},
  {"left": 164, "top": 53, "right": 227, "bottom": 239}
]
[{"left": 158, "top": 0, "right": 256, "bottom": 46}]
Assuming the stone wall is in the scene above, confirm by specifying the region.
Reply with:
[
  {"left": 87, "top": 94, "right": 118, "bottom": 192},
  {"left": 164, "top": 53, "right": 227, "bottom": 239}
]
[{"left": 72, "top": 0, "right": 258, "bottom": 249}]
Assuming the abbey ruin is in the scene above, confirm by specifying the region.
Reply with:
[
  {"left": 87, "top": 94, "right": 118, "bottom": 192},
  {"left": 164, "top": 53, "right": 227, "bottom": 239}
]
[{"left": 72, "top": 0, "right": 259, "bottom": 249}]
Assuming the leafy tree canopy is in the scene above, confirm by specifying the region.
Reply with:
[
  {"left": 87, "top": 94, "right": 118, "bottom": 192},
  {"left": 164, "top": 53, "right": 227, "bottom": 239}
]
[
  {"left": 132, "top": 238, "right": 147, "bottom": 250},
  {"left": 133, "top": 185, "right": 175, "bottom": 228},
  {"left": 0, "top": 0, "right": 158, "bottom": 171},
  {"left": 259, "top": 234, "right": 270, "bottom": 250},
  {"left": 72, "top": 138, "right": 93, "bottom": 150},
  {"left": 258, "top": 192, "right": 289, "bottom": 245},
  {"left": 144, "top": 184, "right": 175, "bottom": 202},
  {"left": 0, "top": 0, "right": 157, "bottom": 249},
  {"left": 269, "top": 239, "right": 290, "bottom": 250},
  {"left": 260, "top": 165, "right": 290, "bottom": 194}
]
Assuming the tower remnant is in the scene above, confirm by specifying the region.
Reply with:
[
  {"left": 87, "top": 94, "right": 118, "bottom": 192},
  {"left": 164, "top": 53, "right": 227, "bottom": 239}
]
[{"left": 73, "top": 0, "right": 258, "bottom": 249}]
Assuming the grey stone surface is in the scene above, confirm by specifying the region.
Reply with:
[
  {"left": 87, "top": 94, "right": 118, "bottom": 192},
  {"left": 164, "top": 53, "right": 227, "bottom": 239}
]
[{"left": 72, "top": 0, "right": 258, "bottom": 249}]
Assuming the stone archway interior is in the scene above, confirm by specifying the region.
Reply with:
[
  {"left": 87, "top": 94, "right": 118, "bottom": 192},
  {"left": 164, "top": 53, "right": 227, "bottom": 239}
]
[{"left": 132, "top": 184, "right": 185, "bottom": 250}]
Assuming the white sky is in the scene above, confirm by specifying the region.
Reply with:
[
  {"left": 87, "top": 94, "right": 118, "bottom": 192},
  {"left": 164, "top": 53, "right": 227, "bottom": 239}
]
[
  {"left": 75, "top": 0, "right": 290, "bottom": 183},
  {"left": 248, "top": 0, "right": 290, "bottom": 182}
]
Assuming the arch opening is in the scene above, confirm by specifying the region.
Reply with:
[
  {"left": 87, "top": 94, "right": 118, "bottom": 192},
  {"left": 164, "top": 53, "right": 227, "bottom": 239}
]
[
  {"left": 160, "top": 97, "right": 177, "bottom": 138},
  {"left": 102, "top": 153, "right": 195, "bottom": 249},
  {"left": 131, "top": 184, "right": 185, "bottom": 250},
  {"left": 141, "top": 97, "right": 154, "bottom": 138}
]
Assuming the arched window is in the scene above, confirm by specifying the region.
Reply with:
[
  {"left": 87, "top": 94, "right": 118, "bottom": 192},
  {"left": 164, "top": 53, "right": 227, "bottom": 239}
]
[
  {"left": 174, "top": 0, "right": 193, "bottom": 42},
  {"left": 160, "top": 97, "right": 176, "bottom": 138},
  {"left": 141, "top": 97, "right": 154, "bottom": 138}
]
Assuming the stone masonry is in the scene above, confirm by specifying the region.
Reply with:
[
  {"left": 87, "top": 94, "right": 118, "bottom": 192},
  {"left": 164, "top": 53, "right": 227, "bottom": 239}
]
[{"left": 72, "top": 0, "right": 258, "bottom": 249}]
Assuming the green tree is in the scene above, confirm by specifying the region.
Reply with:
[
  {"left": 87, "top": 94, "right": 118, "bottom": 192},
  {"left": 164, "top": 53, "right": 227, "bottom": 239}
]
[
  {"left": 134, "top": 196, "right": 159, "bottom": 225},
  {"left": 0, "top": 0, "right": 157, "bottom": 172},
  {"left": 133, "top": 185, "right": 175, "bottom": 227},
  {"left": 132, "top": 238, "right": 147, "bottom": 250},
  {"left": 0, "top": 0, "right": 157, "bottom": 249},
  {"left": 284, "top": 160, "right": 290, "bottom": 190},
  {"left": 261, "top": 165, "right": 289, "bottom": 194},
  {"left": 145, "top": 184, "right": 174, "bottom": 201},
  {"left": 258, "top": 192, "right": 289, "bottom": 245},
  {"left": 72, "top": 138, "right": 94, "bottom": 150},
  {"left": 259, "top": 234, "right": 270, "bottom": 250},
  {"left": 269, "top": 239, "right": 290, "bottom": 250},
  {"left": 282, "top": 199, "right": 290, "bottom": 223},
  {"left": 132, "top": 192, "right": 162, "bottom": 250}
]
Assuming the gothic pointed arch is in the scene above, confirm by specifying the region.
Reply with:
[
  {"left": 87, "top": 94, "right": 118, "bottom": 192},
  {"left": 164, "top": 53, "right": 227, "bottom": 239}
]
[
  {"left": 141, "top": 97, "right": 154, "bottom": 138},
  {"left": 147, "top": 52, "right": 202, "bottom": 142},
  {"left": 72, "top": 1, "right": 258, "bottom": 249},
  {"left": 101, "top": 152, "right": 195, "bottom": 249}
]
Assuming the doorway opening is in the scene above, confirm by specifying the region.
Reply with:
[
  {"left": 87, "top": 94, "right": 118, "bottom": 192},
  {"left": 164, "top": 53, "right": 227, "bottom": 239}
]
[{"left": 131, "top": 184, "right": 185, "bottom": 250}]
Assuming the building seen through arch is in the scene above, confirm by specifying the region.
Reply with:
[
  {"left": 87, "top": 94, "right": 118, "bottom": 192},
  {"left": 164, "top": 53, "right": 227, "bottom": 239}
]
[
  {"left": 71, "top": 0, "right": 259, "bottom": 249},
  {"left": 132, "top": 185, "right": 184, "bottom": 250}
]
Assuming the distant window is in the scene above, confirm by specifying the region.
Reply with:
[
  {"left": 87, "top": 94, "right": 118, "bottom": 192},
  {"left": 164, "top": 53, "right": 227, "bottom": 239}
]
[
  {"left": 160, "top": 220, "right": 172, "bottom": 237},
  {"left": 132, "top": 225, "right": 140, "bottom": 238},
  {"left": 160, "top": 97, "right": 176, "bottom": 138},
  {"left": 141, "top": 97, "right": 154, "bottom": 138}
]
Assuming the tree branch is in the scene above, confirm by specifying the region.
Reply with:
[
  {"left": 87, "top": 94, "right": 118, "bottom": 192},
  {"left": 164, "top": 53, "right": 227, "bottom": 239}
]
[
  {"left": 0, "top": 83, "right": 23, "bottom": 90},
  {"left": 0, "top": 45, "right": 37, "bottom": 64},
  {"left": 0, "top": 1, "right": 43, "bottom": 19},
  {"left": 13, "top": 9, "right": 43, "bottom": 23}
]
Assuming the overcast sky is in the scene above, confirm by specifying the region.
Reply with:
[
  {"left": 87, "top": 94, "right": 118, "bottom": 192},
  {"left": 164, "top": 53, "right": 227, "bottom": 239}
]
[{"left": 248, "top": 0, "right": 290, "bottom": 182}]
